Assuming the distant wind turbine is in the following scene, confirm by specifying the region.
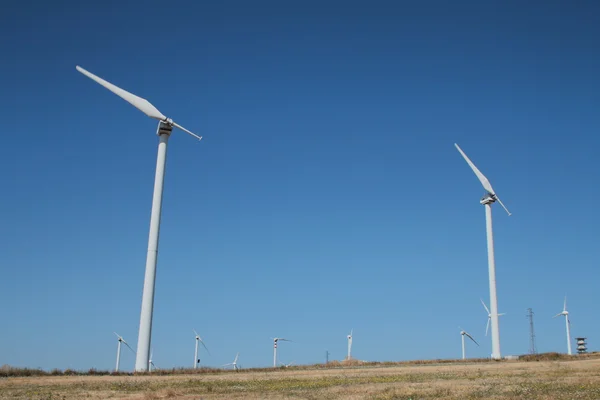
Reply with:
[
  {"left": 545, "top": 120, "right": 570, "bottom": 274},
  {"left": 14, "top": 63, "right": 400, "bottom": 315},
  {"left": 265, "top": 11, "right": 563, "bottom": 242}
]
[
  {"left": 222, "top": 353, "right": 239, "bottom": 370},
  {"left": 279, "top": 360, "right": 295, "bottom": 368},
  {"left": 455, "top": 143, "right": 511, "bottom": 360},
  {"left": 114, "top": 332, "right": 135, "bottom": 372},
  {"left": 553, "top": 296, "right": 572, "bottom": 355},
  {"left": 459, "top": 327, "right": 479, "bottom": 360},
  {"left": 481, "top": 299, "right": 506, "bottom": 336},
  {"left": 272, "top": 338, "right": 292, "bottom": 367},
  {"left": 193, "top": 329, "right": 210, "bottom": 368},
  {"left": 148, "top": 348, "right": 157, "bottom": 371},
  {"left": 346, "top": 329, "right": 353, "bottom": 360}
]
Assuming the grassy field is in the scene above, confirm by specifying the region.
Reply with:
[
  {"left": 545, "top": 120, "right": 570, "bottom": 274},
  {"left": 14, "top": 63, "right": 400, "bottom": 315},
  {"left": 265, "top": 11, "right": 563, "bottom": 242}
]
[{"left": 2, "top": 354, "right": 600, "bottom": 399}]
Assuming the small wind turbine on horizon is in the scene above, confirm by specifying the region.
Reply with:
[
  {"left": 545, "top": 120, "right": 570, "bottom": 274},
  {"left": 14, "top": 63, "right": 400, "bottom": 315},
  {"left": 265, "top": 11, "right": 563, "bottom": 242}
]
[
  {"left": 455, "top": 143, "right": 511, "bottom": 360},
  {"left": 114, "top": 332, "right": 135, "bottom": 372},
  {"left": 76, "top": 66, "right": 202, "bottom": 372},
  {"left": 193, "top": 329, "right": 210, "bottom": 368},
  {"left": 222, "top": 353, "right": 239, "bottom": 370},
  {"left": 279, "top": 360, "right": 295, "bottom": 368},
  {"left": 553, "top": 296, "right": 572, "bottom": 355},
  {"left": 272, "top": 338, "right": 292, "bottom": 367},
  {"left": 459, "top": 327, "right": 479, "bottom": 360},
  {"left": 481, "top": 298, "right": 506, "bottom": 336},
  {"left": 346, "top": 329, "right": 353, "bottom": 360},
  {"left": 148, "top": 348, "right": 157, "bottom": 372}
]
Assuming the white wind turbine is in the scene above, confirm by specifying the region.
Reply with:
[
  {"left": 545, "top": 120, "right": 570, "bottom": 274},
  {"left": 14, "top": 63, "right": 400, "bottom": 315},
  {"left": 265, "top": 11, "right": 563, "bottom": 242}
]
[
  {"left": 193, "top": 329, "right": 210, "bottom": 368},
  {"left": 346, "top": 329, "right": 353, "bottom": 360},
  {"left": 76, "top": 66, "right": 202, "bottom": 372},
  {"left": 481, "top": 298, "right": 506, "bottom": 337},
  {"left": 114, "top": 332, "right": 135, "bottom": 372},
  {"left": 272, "top": 338, "right": 292, "bottom": 367},
  {"left": 279, "top": 360, "right": 295, "bottom": 367},
  {"left": 148, "top": 348, "right": 157, "bottom": 371},
  {"left": 455, "top": 143, "right": 511, "bottom": 360},
  {"left": 553, "top": 296, "right": 572, "bottom": 355},
  {"left": 222, "top": 353, "right": 239, "bottom": 370},
  {"left": 459, "top": 327, "right": 479, "bottom": 360}
]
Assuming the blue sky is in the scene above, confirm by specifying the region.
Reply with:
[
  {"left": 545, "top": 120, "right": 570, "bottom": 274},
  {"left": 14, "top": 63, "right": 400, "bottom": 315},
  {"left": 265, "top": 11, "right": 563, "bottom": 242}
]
[{"left": 1, "top": 0, "right": 599, "bottom": 371}]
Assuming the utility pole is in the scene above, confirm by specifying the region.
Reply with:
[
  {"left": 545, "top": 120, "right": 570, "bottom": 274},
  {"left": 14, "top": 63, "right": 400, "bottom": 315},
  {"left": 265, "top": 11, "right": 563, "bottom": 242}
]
[
  {"left": 526, "top": 308, "right": 537, "bottom": 355},
  {"left": 325, "top": 350, "right": 329, "bottom": 364}
]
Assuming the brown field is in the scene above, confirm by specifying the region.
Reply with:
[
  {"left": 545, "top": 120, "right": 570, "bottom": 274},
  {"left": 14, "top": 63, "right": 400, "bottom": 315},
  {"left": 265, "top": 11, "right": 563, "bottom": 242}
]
[{"left": 2, "top": 354, "right": 600, "bottom": 399}]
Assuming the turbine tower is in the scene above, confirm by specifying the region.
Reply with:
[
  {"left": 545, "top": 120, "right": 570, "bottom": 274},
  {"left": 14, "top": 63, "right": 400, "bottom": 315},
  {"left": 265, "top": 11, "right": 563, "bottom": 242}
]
[
  {"left": 114, "top": 332, "right": 135, "bottom": 372},
  {"left": 272, "top": 338, "right": 291, "bottom": 367},
  {"left": 76, "top": 66, "right": 202, "bottom": 371},
  {"left": 455, "top": 143, "right": 511, "bottom": 360},
  {"left": 193, "top": 329, "right": 210, "bottom": 368},
  {"left": 346, "top": 329, "right": 353, "bottom": 360},
  {"left": 553, "top": 296, "right": 572, "bottom": 355},
  {"left": 459, "top": 327, "right": 479, "bottom": 360}
]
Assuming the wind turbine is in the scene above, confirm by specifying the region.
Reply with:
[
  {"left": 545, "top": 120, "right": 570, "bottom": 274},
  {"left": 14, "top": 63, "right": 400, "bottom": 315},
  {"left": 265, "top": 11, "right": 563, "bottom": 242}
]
[
  {"left": 272, "top": 338, "right": 292, "bottom": 367},
  {"left": 553, "top": 296, "right": 572, "bottom": 355},
  {"left": 455, "top": 143, "right": 511, "bottom": 360},
  {"left": 481, "top": 298, "right": 506, "bottom": 336},
  {"left": 222, "top": 353, "right": 239, "bottom": 370},
  {"left": 459, "top": 327, "right": 479, "bottom": 360},
  {"left": 149, "top": 348, "right": 157, "bottom": 371},
  {"left": 76, "top": 66, "right": 202, "bottom": 372},
  {"left": 279, "top": 360, "right": 295, "bottom": 367},
  {"left": 193, "top": 329, "right": 210, "bottom": 368},
  {"left": 346, "top": 329, "right": 353, "bottom": 360},
  {"left": 114, "top": 332, "right": 135, "bottom": 372}
]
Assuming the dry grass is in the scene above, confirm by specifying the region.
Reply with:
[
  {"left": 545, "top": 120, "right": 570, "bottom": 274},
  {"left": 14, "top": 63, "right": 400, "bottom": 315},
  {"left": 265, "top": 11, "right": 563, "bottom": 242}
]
[{"left": 2, "top": 354, "right": 600, "bottom": 399}]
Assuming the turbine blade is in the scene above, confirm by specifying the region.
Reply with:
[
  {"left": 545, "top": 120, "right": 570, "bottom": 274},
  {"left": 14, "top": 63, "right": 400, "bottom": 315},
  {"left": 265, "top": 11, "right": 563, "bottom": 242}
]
[
  {"left": 172, "top": 121, "right": 202, "bottom": 140},
  {"left": 495, "top": 196, "right": 512, "bottom": 216},
  {"left": 114, "top": 332, "right": 121, "bottom": 339},
  {"left": 123, "top": 341, "right": 136, "bottom": 354},
  {"left": 76, "top": 66, "right": 167, "bottom": 121},
  {"left": 454, "top": 143, "right": 496, "bottom": 195},
  {"left": 485, "top": 317, "right": 490, "bottom": 336},
  {"left": 465, "top": 332, "right": 479, "bottom": 346},
  {"left": 480, "top": 299, "right": 491, "bottom": 315},
  {"left": 564, "top": 296, "right": 567, "bottom": 312},
  {"left": 498, "top": 313, "right": 506, "bottom": 316},
  {"left": 200, "top": 339, "right": 211, "bottom": 355},
  {"left": 193, "top": 329, "right": 199, "bottom": 337},
  {"left": 553, "top": 313, "right": 562, "bottom": 318}
]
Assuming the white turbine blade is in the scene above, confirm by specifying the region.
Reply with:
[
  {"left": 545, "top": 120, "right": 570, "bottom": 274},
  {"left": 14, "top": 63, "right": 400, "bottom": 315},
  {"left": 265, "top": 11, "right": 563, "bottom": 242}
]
[
  {"left": 199, "top": 339, "right": 211, "bottom": 355},
  {"left": 193, "top": 329, "right": 199, "bottom": 337},
  {"left": 172, "top": 121, "right": 202, "bottom": 140},
  {"left": 465, "top": 332, "right": 479, "bottom": 346},
  {"left": 234, "top": 353, "right": 239, "bottom": 363},
  {"left": 495, "top": 196, "right": 512, "bottom": 216},
  {"left": 480, "top": 299, "right": 491, "bottom": 315},
  {"left": 485, "top": 317, "right": 490, "bottom": 336},
  {"left": 114, "top": 332, "right": 121, "bottom": 339},
  {"left": 76, "top": 65, "right": 167, "bottom": 121},
  {"left": 350, "top": 329, "right": 353, "bottom": 337},
  {"left": 498, "top": 313, "right": 506, "bottom": 316},
  {"left": 123, "top": 341, "right": 136, "bottom": 354},
  {"left": 222, "top": 363, "right": 233, "bottom": 367},
  {"left": 564, "top": 296, "right": 568, "bottom": 312},
  {"left": 454, "top": 143, "right": 495, "bottom": 195},
  {"left": 553, "top": 312, "right": 562, "bottom": 318}
]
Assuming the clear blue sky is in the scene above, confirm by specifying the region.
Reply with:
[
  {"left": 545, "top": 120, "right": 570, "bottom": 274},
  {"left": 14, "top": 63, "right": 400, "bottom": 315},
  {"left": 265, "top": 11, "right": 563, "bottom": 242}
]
[{"left": 1, "top": 0, "right": 599, "bottom": 371}]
